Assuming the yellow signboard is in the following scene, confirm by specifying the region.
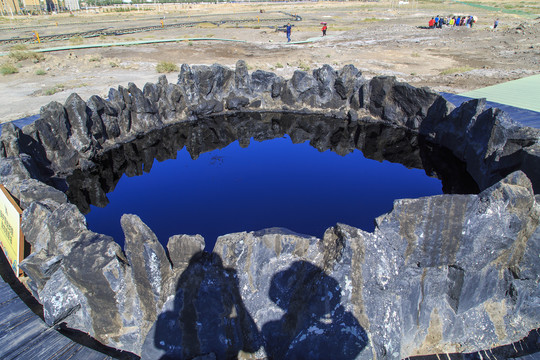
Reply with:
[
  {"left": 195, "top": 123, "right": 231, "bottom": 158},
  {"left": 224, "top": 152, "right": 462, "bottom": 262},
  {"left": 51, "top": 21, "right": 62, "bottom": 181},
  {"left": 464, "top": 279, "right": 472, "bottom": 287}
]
[{"left": 0, "top": 185, "right": 24, "bottom": 276}]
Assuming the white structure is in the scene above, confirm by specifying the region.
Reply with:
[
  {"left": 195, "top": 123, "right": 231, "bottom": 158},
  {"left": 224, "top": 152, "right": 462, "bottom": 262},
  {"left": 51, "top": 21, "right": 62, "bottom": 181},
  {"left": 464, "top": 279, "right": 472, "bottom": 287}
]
[{"left": 64, "top": 0, "right": 80, "bottom": 11}]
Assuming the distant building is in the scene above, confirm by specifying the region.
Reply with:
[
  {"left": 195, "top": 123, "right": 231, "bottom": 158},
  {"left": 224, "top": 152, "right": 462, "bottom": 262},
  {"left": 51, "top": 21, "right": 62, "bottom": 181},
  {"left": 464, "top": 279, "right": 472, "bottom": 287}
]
[
  {"left": 0, "top": 0, "right": 21, "bottom": 15},
  {"left": 23, "top": 0, "right": 41, "bottom": 13},
  {"left": 64, "top": 0, "right": 79, "bottom": 10}
]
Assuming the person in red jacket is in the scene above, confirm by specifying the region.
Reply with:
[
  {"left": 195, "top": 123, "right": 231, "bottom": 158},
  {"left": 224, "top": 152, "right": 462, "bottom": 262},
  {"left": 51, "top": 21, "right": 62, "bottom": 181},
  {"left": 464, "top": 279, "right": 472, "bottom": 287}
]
[
  {"left": 321, "top": 23, "right": 327, "bottom": 36},
  {"left": 428, "top": 17, "right": 435, "bottom": 28}
]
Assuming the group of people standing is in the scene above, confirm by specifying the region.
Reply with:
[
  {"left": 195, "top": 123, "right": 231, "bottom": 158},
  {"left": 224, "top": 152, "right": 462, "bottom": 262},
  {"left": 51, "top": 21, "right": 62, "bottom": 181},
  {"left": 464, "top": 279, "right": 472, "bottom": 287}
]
[{"left": 428, "top": 14, "right": 477, "bottom": 28}]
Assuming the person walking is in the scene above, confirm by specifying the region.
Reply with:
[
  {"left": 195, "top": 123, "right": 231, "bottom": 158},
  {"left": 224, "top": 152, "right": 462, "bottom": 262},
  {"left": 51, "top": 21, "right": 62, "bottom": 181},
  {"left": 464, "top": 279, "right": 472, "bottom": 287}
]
[
  {"left": 321, "top": 23, "right": 327, "bottom": 36},
  {"left": 493, "top": 18, "right": 499, "bottom": 29},
  {"left": 286, "top": 23, "right": 292, "bottom": 42}
]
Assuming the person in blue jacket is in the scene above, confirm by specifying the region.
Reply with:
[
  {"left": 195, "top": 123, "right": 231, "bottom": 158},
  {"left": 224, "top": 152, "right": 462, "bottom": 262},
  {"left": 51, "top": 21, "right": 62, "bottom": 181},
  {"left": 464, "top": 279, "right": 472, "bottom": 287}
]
[{"left": 286, "top": 23, "right": 292, "bottom": 42}]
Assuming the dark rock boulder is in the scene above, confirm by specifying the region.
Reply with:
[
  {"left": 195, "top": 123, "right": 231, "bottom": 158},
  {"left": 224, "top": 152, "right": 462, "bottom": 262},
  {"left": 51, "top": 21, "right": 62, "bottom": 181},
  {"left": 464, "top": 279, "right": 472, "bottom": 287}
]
[
  {"left": 121, "top": 214, "right": 174, "bottom": 346},
  {"left": 18, "top": 249, "right": 62, "bottom": 301},
  {"left": 367, "top": 76, "right": 441, "bottom": 129},
  {"left": 63, "top": 93, "right": 96, "bottom": 152},
  {"left": 9, "top": 179, "right": 67, "bottom": 209},
  {"left": 225, "top": 94, "right": 250, "bottom": 110},
  {"left": 87, "top": 94, "right": 121, "bottom": 141},
  {"left": 151, "top": 76, "right": 185, "bottom": 124},
  {"left": 0, "top": 154, "right": 46, "bottom": 187},
  {"left": 283, "top": 70, "right": 319, "bottom": 106},
  {"left": 338, "top": 64, "right": 365, "bottom": 110},
  {"left": 58, "top": 230, "right": 142, "bottom": 353},
  {"left": 250, "top": 69, "right": 280, "bottom": 94},
  {"left": 108, "top": 86, "right": 132, "bottom": 135},
  {"left": 29, "top": 102, "right": 80, "bottom": 172},
  {"left": 313, "top": 64, "right": 347, "bottom": 108},
  {"left": 126, "top": 83, "right": 163, "bottom": 134},
  {"left": 234, "top": 59, "right": 251, "bottom": 95},
  {"left": 420, "top": 98, "right": 540, "bottom": 192},
  {"left": 0, "top": 122, "right": 24, "bottom": 158}
]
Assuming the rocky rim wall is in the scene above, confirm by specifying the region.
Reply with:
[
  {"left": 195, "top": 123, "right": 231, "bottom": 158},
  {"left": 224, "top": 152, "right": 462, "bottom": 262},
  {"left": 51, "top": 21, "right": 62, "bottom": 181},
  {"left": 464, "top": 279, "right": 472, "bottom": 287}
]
[{"left": 0, "top": 61, "right": 539, "bottom": 359}]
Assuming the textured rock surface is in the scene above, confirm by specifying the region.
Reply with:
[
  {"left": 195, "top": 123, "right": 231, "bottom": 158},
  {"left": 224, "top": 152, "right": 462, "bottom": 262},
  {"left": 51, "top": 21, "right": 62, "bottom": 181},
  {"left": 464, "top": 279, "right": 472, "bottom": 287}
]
[
  {"left": 0, "top": 63, "right": 538, "bottom": 359},
  {"left": 209, "top": 171, "right": 539, "bottom": 359}
]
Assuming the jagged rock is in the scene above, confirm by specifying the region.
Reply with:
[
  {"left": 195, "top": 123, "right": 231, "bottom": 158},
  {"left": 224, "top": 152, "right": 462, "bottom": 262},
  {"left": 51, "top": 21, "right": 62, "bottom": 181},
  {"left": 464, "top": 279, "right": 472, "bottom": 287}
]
[
  {"left": 235, "top": 59, "right": 251, "bottom": 94},
  {"left": 87, "top": 94, "right": 121, "bottom": 141},
  {"left": 126, "top": 83, "right": 163, "bottom": 134},
  {"left": 210, "top": 172, "right": 539, "bottom": 359},
  {"left": 57, "top": 230, "right": 144, "bottom": 353},
  {"left": 63, "top": 93, "right": 95, "bottom": 153},
  {"left": 19, "top": 250, "right": 62, "bottom": 300},
  {"left": 0, "top": 154, "right": 45, "bottom": 189},
  {"left": 250, "top": 69, "right": 279, "bottom": 94},
  {"left": 167, "top": 234, "right": 205, "bottom": 274},
  {"left": 31, "top": 102, "right": 81, "bottom": 171},
  {"left": 0, "top": 122, "right": 23, "bottom": 158},
  {"left": 150, "top": 76, "right": 182, "bottom": 124},
  {"left": 121, "top": 214, "right": 174, "bottom": 348},
  {"left": 367, "top": 76, "right": 441, "bottom": 129},
  {"left": 420, "top": 98, "right": 540, "bottom": 192},
  {"left": 9, "top": 179, "right": 67, "bottom": 209},
  {"left": 21, "top": 201, "right": 56, "bottom": 253},
  {"left": 313, "top": 64, "right": 346, "bottom": 108},
  {"left": 191, "top": 99, "right": 224, "bottom": 117},
  {"left": 338, "top": 65, "right": 365, "bottom": 109},
  {"left": 108, "top": 86, "right": 132, "bottom": 135},
  {"left": 177, "top": 64, "right": 200, "bottom": 105},
  {"left": 225, "top": 94, "right": 250, "bottom": 110}
]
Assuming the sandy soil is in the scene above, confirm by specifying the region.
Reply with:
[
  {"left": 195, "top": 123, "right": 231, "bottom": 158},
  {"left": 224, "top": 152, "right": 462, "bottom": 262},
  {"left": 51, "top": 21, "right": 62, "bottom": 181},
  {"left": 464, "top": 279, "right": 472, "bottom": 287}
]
[{"left": 0, "top": 1, "right": 539, "bottom": 123}]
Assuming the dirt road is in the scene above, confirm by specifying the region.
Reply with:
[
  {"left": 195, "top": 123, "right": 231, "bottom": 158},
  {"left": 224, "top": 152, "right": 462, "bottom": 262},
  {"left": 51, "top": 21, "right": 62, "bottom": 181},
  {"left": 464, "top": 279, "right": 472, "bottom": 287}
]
[{"left": 0, "top": 1, "right": 539, "bottom": 122}]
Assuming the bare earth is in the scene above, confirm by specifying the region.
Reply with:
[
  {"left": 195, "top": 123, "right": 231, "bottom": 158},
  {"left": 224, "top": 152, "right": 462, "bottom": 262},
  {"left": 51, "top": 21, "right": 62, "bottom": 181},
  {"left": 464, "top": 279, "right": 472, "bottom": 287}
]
[{"left": 0, "top": 0, "right": 539, "bottom": 123}]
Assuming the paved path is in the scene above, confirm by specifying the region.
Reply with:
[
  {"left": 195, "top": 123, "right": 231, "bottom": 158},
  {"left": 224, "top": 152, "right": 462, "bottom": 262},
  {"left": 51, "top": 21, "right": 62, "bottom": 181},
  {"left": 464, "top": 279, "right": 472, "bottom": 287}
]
[{"left": 461, "top": 74, "right": 540, "bottom": 113}]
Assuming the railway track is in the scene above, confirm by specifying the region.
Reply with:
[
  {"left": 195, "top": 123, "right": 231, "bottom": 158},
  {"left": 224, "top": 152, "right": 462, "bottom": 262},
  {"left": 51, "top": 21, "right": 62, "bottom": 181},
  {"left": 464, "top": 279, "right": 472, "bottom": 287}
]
[{"left": 0, "top": 11, "right": 301, "bottom": 45}]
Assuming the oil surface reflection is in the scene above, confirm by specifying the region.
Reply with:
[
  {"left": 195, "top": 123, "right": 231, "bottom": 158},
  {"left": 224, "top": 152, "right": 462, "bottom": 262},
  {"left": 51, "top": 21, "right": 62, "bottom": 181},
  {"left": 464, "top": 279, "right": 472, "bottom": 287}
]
[{"left": 66, "top": 112, "right": 478, "bottom": 250}]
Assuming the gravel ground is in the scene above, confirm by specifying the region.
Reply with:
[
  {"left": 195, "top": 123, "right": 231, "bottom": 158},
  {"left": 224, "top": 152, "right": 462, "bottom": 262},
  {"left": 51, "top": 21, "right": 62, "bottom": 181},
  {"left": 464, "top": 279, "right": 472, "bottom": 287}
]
[{"left": 0, "top": 1, "right": 539, "bottom": 122}]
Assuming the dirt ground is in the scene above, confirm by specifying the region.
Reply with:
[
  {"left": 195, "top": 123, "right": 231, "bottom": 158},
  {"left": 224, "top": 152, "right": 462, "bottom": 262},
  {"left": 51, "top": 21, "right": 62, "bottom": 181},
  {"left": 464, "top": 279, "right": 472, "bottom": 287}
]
[{"left": 0, "top": 0, "right": 539, "bottom": 122}]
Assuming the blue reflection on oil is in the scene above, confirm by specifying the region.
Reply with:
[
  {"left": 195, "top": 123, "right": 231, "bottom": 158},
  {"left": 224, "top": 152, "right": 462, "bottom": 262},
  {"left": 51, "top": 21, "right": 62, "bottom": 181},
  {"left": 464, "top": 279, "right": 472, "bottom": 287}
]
[{"left": 85, "top": 135, "right": 442, "bottom": 250}]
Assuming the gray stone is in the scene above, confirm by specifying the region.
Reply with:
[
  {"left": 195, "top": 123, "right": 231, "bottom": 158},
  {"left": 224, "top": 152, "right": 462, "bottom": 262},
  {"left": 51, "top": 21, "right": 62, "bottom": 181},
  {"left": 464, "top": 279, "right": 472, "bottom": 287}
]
[
  {"left": 63, "top": 93, "right": 95, "bottom": 153},
  {"left": 59, "top": 229, "right": 145, "bottom": 353},
  {"left": 367, "top": 76, "right": 440, "bottom": 129},
  {"left": 21, "top": 201, "right": 55, "bottom": 253},
  {"left": 167, "top": 234, "right": 205, "bottom": 273},
  {"left": 121, "top": 214, "right": 173, "bottom": 347},
  {"left": 251, "top": 69, "right": 279, "bottom": 93},
  {"left": 225, "top": 94, "right": 250, "bottom": 110},
  {"left": 12, "top": 179, "right": 67, "bottom": 209},
  {"left": 0, "top": 154, "right": 44, "bottom": 189},
  {"left": 19, "top": 250, "right": 62, "bottom": 300},
  {"left": 87, "top": 94, "right": 121, "bottom": 141},
  {"left": 40, "top": 265, "right": 89, "bottom": 327}
]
